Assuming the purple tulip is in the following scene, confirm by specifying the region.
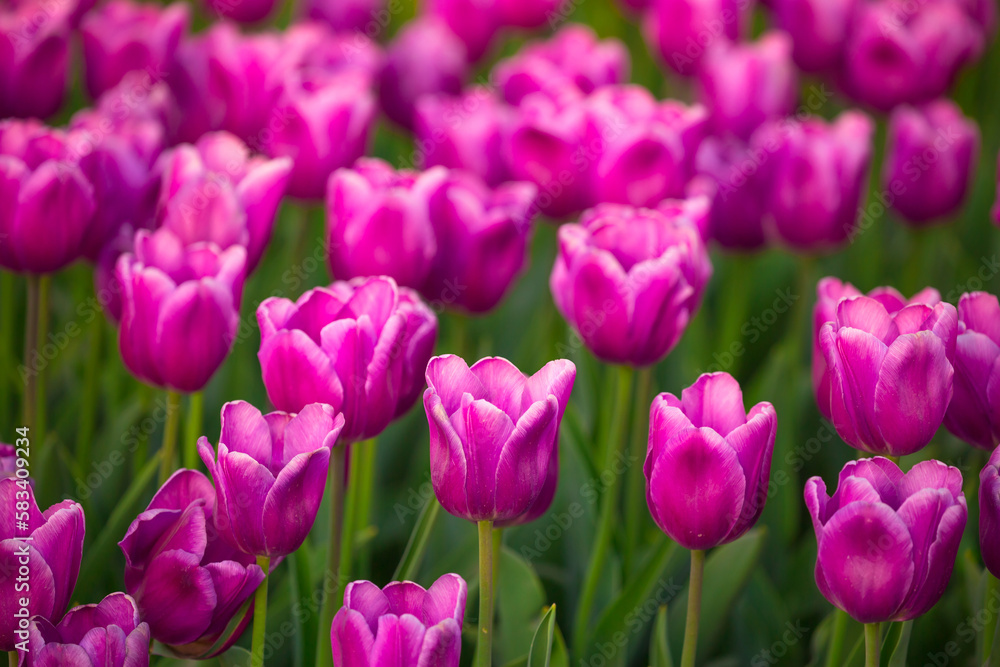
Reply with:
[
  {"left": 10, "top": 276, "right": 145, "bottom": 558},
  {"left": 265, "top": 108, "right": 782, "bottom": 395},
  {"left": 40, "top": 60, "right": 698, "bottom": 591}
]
[
  {"left": 943, "top": 293, "right": 1000, "bottom": 450},
  {"left": 378, "top": 17, "right": 468, "bottom": 130},
  {"left": 303, "top": 0, "right": 384, "bottom": 32},
  {"left": 1, "top": 478, "right": 85, "bottom": 651},
  {"left": 770, "top": 0, "right": 856, "bottom": 72},
  {"left": 257, "top": 276, "right": 438, "bottom": 443},
  {"left": 0, "top": 444, "right": 17, "bottom": 478},
  {"left": 424, "top": 355, "right": 575, "bottom": 523},
  {"left": 0, "top": 0, "right": 73, "bottom": 119},
  {"left": 550, "top": 201, "right": 712, "bottom": 366},
  {"left": 818, "top": 294, "right": 957, "bottom": 457},
  {"left": 155, "top": 132, "right": 292, "bottom": 273},
  {"left": 330, "top": 574, "right": 467, "bottom": 667},
  {"left": 813, "top": 277, "right": 941, "bottom": 422},
  {"left": 119, "top": 469, "right": 265, "bottom": 656},
  {"left": 81, "top": 0, "right": 189, "bottom": 99},
  {"left": 691, "top": 136, "right": 771, "bottom": 250},
  {"left": 495, "top": 0, "right": 565, "bottom": 26},
  {"left": 806, "top": 457, "right": 966, "bottom": 623},
  {"left": 697, "top": 32, "right": 797, "bottom": 141},
  {"left": 198, "top": 401, "right": 345, "bottom": 557},
  {"left": 423, "top": 0, "right": 500, "bottom": 62},
  {"left": 758, "top": 110, "right": 874, "bottom": 250},
  {"left": 201, "top": 0, "right": 278, "bottom": 23},
  {"left": 20, "top": 593, "right": 150, "bottom": 666},
  {"left": 493, "top": 25, "right": 629, "bottom": 105},
  {"left": 116, "top": 227, "right": 245, "bottom": 393},
  {"left": 0, "top": 120, "right": 97, "bottom": 274},
  {"left": 980, "top": 447, "right": 1000, "bottom": 579},
  {"left": 645, "top": 372, "right": 776, "bottom": 550},
  {"left": 642, "top": 0, "right": 748, "bottom": 76},
  {"left": 882, "top": 99, "right": 979, "bottom": 226},
  {"left": 414, "top": 87, "right": 512, "bottom": 187}
]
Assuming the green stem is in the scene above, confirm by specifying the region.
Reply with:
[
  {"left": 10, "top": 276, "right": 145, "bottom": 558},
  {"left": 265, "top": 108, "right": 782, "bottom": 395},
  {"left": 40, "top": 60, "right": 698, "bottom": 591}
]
[
  {"left": 573, "top": 365, "right": 635, "bottom": 656},
  {"left": 76, "top": 317, "right": 102, "bottom": 475},
  {"left": 0, "top": 271, "right": 14, "bottom": 430},
  {"left": 624, "top": 366, "right": 654, "bottom": 576},
  {"left": 477, "top": 520, "right": 495, "bottom": 667},
  {"left": 865, "top": 622, "right": 881, "bottom": 667},
  {"left": 9, "top": 649, "right": 17, "bottom": 667},
  {"left": 353, "top": 439, "right": 377, "bottom": 580},
  {"left": 21, "top": 274, "right": 40, "bottom": 437},
  {"left": 315, "top": 445, "right": 348, "bottom": 667},
  {"left": 34, "top": 275, "right": 49, "bottom": 452},
  {"left": 680, "top": 549, "right": 705, "bottom": 667},
  {"left": 825, "top": 609, "right": 849, "bottom": 667},
  {"left": 157, "top": 391, "right": 182, "bottom": 484},
  {"left": 251, "top": 555, "right": 271, "bottom": 667},
  {"left": 183, "top": 391, "right": 204, "bottom": 470},
  {"left": 985, "top": 575, "right": 1000, "bottom": 665}
]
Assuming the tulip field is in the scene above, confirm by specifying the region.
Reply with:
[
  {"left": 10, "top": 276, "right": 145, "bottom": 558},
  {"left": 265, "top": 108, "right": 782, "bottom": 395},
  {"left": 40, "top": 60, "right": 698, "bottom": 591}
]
[{"left": 2, "top": 0, "right": 1000, "bottom": 665}]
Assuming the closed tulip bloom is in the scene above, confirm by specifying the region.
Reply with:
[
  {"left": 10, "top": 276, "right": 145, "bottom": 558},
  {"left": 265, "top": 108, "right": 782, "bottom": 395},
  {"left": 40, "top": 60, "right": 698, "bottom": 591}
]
[
  {"left": 645, "top": 373, "right": 776, "bottom": 550},
  {"left": 882, "top": 100, "right": 979, "bottom": 225},
  {"left": 550, "top": 202, "right": 712, "bottom": 366},
  {"left": 692, "top": 136, "right": 770, "bottom": 250},
  {"left": 119, "top": 470, "right": 265, "bottom": 656},
  {"left": 199, "top": 401, "right": 345, "bottom": 557},
  {"left": 20, "top": 593, "right": 150, "bottom": 667},
  {"left": 0, "top": 478, "right": 85, "bottom": 651},
  {"left": 770, "top": 0, "right": 856, "bottom": 72},
  {"left": 303, "top": 0, "right": 383, "bottom": 32},
  {"left": 0, "top": 0, "right": 73, "bottom": 119},
  {"left": 424, "top": 355, "right": 575, "bottom": 523},
  {"left": 331, "top": 574, "right": 467, "bottom": 667},
  {"left": 81, "top": 0, "right": 188, "bottom": 99},
  {"left": 980, "top": 447, "right": 1000, "bottom": 578},
  {"left": 806, "top": 457, "right": 966, "bottom": 623},
  {"left": 202, "top": 0, "right": 278, "bottom": 23},
  {"left": 812, "top": 277, "right": 941, "bottom": 422},
  {"left": 423, "top": 0, "right": 499, "bottom": 62},
  {"left": 943, "top": 293, "right": 1000, "bottom": 450},
  {"left": 257, "top": 276, "right": 438, "bottom": 442},
  {"left": 116, "top": 228, "right": 245, "bottom": 393},
  {"left": 819, "top": 295, "right": 957, "bottom": 457},
  {"left": 642, "top": 0, "right": 748, "bottom": 76}
]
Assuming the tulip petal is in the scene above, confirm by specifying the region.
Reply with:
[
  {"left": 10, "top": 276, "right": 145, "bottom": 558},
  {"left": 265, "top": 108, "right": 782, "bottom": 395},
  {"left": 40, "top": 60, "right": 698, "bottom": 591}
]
[
  {"left": 837, "top": 297, "right": 894, "bottom": 342},
  {"left": 13, "top": 161, "right": 94, "bottom": 272},
  {"left": 134, "top": 549, "right": 216, "bottom": 645},
  {"left": 344, "top": 580, "right": 391, "bottom": 632},
  {"left": 220, "top": 401, "right": 272, "bottom": 466},
  {"left": 425, "top": 389, "right": 470, "bottom": 519},
  {"left": 237, "top": 157, "right": 292, "bottom": 271},
  {"left": 425, "top": 355, "right": 487, "bottom": 413},
  {"left": 569, "top": 250, "right": 631, "bottom": 363},
  {"left": 628, "top": 254, "right": 695, "bottom": 365},
  {"left": 838, "top": 458, "right": 903, "bottom": 509},
  {"left": 263, "top": 448, "right": 331, "bottom": 556},
  {"left": 331, "top": 608, "right": 376, "bottom": 667},
  {"left": 203, "top": 559, "right": 265, "bottom": 639},
  {"left": 725, "top": 402, "right": 776, "bottom": 537},
  {"left": 0, "top": 541, "right": 56, "bottom": 649},
  {"left": 33, "top": 643, "right": 94, "bottom": 667},
  {"left": 824, "top": 326, "right": 887, "bottom": 452},
  {"left": 680, "top": 373, "right": 747, "bottom": 436},
  {"left": 494, "top": 396, "right": 558, "bottom": 521},
  {"left": 418, "top": 619, "right": 462, "bottom": 667},
  {"left": 521, "top": 359, "right": 576, "bottom": 415},
  {"left": 30, "top": 501, "right": 84, "bottom": 619},
  {"left": 258, "top": 329, "right": 345, "bottom": 414},
  {"left": 469, "top": 357, "right": 526, "bottom": 419},
  {"left": 944, "top": 331, "right": 999, "bottom": 449},
  {"left": 278, "top": 403, "right": 342, "bottom": 467},
  {"left": 464, "top": 399, "right": 516, "bottom": 519},
  {"left": 982, "top": 458, "right": 1000, "bottom": 577},
  {"left": 422, "top": 574, "right": 467, "bottom": 626},
  {"left": 155, "top": 280, "right": 236, "bottom": 392},
  {"left": 370, "top": 614, "right": 427, "bottom": 667},
  {"left": 961, "top": 292, "right": 1000, "bottom": 346},
  {"left": 899, "top": 459, "right": 964, "bottom": 501},
  {"left": 384, "top": 582, "right": 427, "bottom": 617},
  {"left": 217, "top": 450, "right": 275, "bottom": 555},
  {"left": 148, "top": 469, "right": 216, "bottom": 512}
]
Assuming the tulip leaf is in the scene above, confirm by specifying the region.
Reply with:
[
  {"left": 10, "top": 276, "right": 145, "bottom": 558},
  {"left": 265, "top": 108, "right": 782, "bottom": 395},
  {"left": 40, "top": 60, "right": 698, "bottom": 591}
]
[
  {"left": 218, "top": 645, "right": 252, "bottom": 667},
  {"left": 650, "top": 604, "right": 674, "bottom": 667},
  {"left": 498, "top": 546, "right": 548, "bottom": 664},
  {"left": 528, "top": 605, "right": 557, "bottom": 667},
  {"left": 669, "top": 529, "right": 766, "bottom": 655},
  {"left": 884, "top": 620, "right": 912, "bottom": 667},
  {"left": 392, "top": 496, "right": 441, "bottom": 582}
]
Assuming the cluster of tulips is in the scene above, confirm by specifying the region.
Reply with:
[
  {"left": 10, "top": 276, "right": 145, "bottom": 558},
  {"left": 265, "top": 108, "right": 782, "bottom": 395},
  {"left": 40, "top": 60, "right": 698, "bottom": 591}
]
[{"left": 1, "top": 0, "right": 999, "bottom": 664}]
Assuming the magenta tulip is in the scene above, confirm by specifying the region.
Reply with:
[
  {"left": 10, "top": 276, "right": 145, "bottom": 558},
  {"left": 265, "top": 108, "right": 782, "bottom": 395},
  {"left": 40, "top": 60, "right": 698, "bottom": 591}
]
[
  {"left": 303, "top": 0, "right": 384, "bottom": 32},
  {"left": 642, "top": 0, "right": 748, "bottom": 76},
  {"left": 201, "top": 0, "right": 278, "bottom": 23},
  {"left": 980, "top": 447, "right": 1000, "bottom": 578},
  {"left": 770, "top": 0, "right": 856, "bottom": 72},
  {"left": 423, "top": 0, "right": 499, "bottom": 62},
  {"left": 691, "top": 136, "right": 770, "bottom": 250},
  {"left": 944, "top": 292, "right": 1000, "bottom": 450},
  {"left": 0, "top": 0, "right": 73, "bottom": 119}
]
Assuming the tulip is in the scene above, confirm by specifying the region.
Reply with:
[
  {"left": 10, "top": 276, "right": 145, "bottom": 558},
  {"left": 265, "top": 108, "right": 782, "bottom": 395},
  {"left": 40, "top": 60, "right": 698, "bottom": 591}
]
[
  {"left": 496, "top": 0, "right": 565, "bottom": 27},
  {"left": 20, "top": 593, "right": 150, "bottom": 666},
  {"left": 882, "top": 100, "right": 979, "bottom": 225},
  {"left": 550, "top": 201, "right": 712, "bottom": 366},
  {"left": 119, "top": 469, "right": 265, "bottom": 656},
  {"left": 818, "top": 294, "right": 957, "bottom": 457},
  {"left": 691, "top": 136, "right": 770, "bottom": 250},
  {"left": 303, "top": 0, "right": 384, "bottom": 32},
  {"left": 0, "top": 444, "right": 16, "bottom": 478},
  {"left": 116, "top": 227, "right": 245, "bottom": 393},
  {"left": 201, "top": 0, "right": 278, "bottom": 23},
  {"left": 812, "top": 277, "right": 941, "bottom": 422},
  {"left": 330, "top": 574, "right": 467, "bottom": 667},
  {"left": 980, "top": 447, "right": 1000, "bottom": 578},
  {"left": 257, "top": 276, "right": 438, "bottom": 443},
  {"left": 697, "top": 32, "right": 798, "bottom": 141},
  {"left": 423, "top": 0, "right": 499, "bottom": 62},
  {"left": 378, "top": 17, "right": 468, "bottom": 130},
  {"left": 758, "top": 110, "right": 874, "bottom": 250},
  {"left": 0, "top": 478, "right": 85, "bottom": 651},
  {"left": 81, "top": 0, "right": 189, "bottom": 99},
  {"left": 642, "top": 0, "right": 748, "bottom": 76},
  {"left": 943, "top": 292, "right": 1000, "bottom": 450},
  {"left": 156, "top": 132, "right": 292, "bottom": 272},
  {"left": 805, "top": 457, "right": 966, "bottom": 623},
  {"left": 769, "top": 0, "right": 856, "bottom": 72},
  {"left": 0, "top": 0, "right": 73, "bottom": 119}
]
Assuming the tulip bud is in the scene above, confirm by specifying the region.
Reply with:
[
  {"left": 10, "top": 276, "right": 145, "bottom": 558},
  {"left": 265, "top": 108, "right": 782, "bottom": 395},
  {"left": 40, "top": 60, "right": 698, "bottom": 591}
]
[
  {"left": 943, "top": 292, "right": 1000, "bottom": 450},
  {"left": 770, "top": 0, "right": 856, "bottom": 72},
  {"left": 0, "top": 0, "right": 73, "bottom": 119},
  {"left": 691, "top": 136, "right": 770, "bottom": 250},
  {"left": 645, "top": 373, "right": 776, "bottom": 550},
  {"left": 303, "top": 0, "right": 384, "bottom": 32},
  {"left": 331, "top": 575, "right": 467, "bottom": 667},
  {"left": 199, "top": 401, "right": 345, "bottom": 557},
  {"left": 806, "top": 458, "right": 966, "bottom": 623},
  {"left": 423, "top": 0, "right": 500, "bottom": 62},
  {"left": 201, "top": 0, "right": 278, "bottom": 23},
  {"left": 496, "top": 0, "right": 566, "bottom": 27},
  {"left": 424, "top": 355, "right": 575, "bottom": 523},
  {"left": 818, "top": 294, "right": 957, "bottom": 457},
  {"left": 642, "top": 0, "right": 749, "bottom": 76}
]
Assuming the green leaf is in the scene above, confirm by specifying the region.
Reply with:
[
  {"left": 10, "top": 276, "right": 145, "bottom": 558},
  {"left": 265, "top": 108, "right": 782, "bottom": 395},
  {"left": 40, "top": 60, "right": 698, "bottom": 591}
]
[
  {"left": 885, "top": 620, "right": 912, "bottom": 667},
  {"left": 650, "top": 605, "right": 674, "bottom": 667},
  {"left": 528, "top": 605, "right": 557, "bottom": 667},
  {"left": 392, "top": 497, "right": 441, "bottom": 582},
  {"left": 218, "top": 645, "right": 252, "bottom": 667},
  {"left": 497, "top": 546, "right": 547, "bottom": 665}
]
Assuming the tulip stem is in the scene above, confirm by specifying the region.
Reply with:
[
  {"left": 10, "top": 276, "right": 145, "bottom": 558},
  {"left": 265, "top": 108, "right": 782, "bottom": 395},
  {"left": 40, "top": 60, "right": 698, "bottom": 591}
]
[
  {"left": 315, "top": 445, "right": 348, "bottom": 667},
  {"left": 183, "top": 391, "right": 203, "bottom": 470},
  {"left": 824, "top": 609, "right": 849, "bottom": 667},
  {"left": 624, "top": 366, "right": 653, "bottom": 575},
  {"left": 76, "top": 317, "right": 102, "bottom": 477},
  {"left": 21, "top": 274, "right": 41, "bottom": 441},
  {"left": 865, "top": 622, "right": 880, "bottom": 667},
  {"left": 9, "top": 650, "right": 16, "bottom": 667},
  {"left": 33, "top": 274, "right": 49, "bottom": 453},
  {"left": 0, "top": 271, "right": 14, "bottom": 433},
  {"left": 157, "top": 391, "right": 182, "bottom": 484},
  {"left": 680, "top": 549, "right": 705, "bottom": 667},
  {"left": 251, "top": 555, "right": 271, "bottom": 667},
  {"left": 477, "top": 519, "right": 495, "bottom": 667}
]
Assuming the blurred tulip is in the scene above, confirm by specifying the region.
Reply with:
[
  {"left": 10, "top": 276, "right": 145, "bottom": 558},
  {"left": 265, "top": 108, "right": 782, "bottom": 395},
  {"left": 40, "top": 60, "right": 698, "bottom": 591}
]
[
  {"left": 378, "top": 17, "right": 468, "bottom": 130},
  {"left": 303, "top": 0, "right": 384, "bottom": 32},
  {"left": 201, "top": 0, "right": 278, "bottom": 23},
  {"left": 645, "top": 372, "right": 776, "bottom": 550},
  {"left": 882, "top": 99, "right": 979, "bottom": 225},
  {"left": 119, "top": 469, "right": 265, "bottom": 656},
  {"left": 81, "top": 0, "right": 188, "bottom": 99},
  {"left": 116, "top": 227, "right": 245, "bottom": 393},
  {"left": 21, "top": 593, "right": 150, "bottom": 666},
  {"left": 424, "top": 355, "right": 575, "bottom": 523},
  {"left": 980, "top": 447, "right": 1000, "bottom": 578},
  {"left": 0, "top": 0, "right": 74, "bottom": 119},
  {"left": 199, "top": 401, "right": 345, "bottom": 557},
  {"left": 818, "top": 294, "right": 957, "bottom": 456},
  {"left": 691, "top": 136, "right": 770, "bottom": 249},
  {"left": 330, "top": 574, "right": 467, "bottom": 667},
  {"left": 943, "top": 292, "right": 1000, "bottom": 450},
  {"left": 0, "top": 444, "right": 17, "bottom": 478},
  {"left": 423, "top": 0, "right": 500, "bottom": 62},
  {"left": 812, "top": 277, "right": 941, "bottom": 422},
  {"left": 550, "top": 201, "right": 712, "bottom": 366},
  {"left": 770, "top": 0, "right": 856, "bottom": 72},
  {"left": 0, "top": 478, "right": 85, "bottom": 651},
  {"left": 806, "top": 457, "right": 966, "bottom": 623},
  {"left": 257, "top": 276, "right": 438, "bottom": 442},
  {"left": 642, "top": 0, "right": 748, "bottom": 76}
]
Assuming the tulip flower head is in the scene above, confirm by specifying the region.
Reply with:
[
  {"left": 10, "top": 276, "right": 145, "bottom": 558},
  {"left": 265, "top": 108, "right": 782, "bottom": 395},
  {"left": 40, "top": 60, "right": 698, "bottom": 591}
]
[
  {"left": 643, "top": 0, "right": 748, "bottom": 76},
  {"left": 806, "top": 457, "right": 966, "bottom": 623},
  {"left": 943, "top": 292, "right": 1000, "bottom": 450},
  {"left": 0, "top": 0, "right": 73, "bottom": 119},
  {"left": 979, "top": 447, "right": 1000, "bottom": 578}
]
